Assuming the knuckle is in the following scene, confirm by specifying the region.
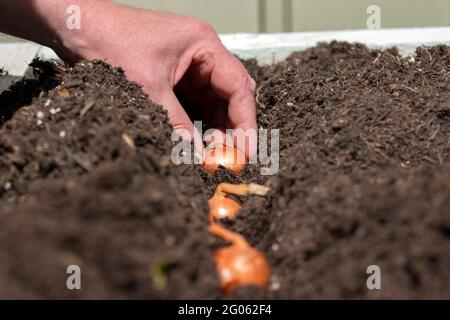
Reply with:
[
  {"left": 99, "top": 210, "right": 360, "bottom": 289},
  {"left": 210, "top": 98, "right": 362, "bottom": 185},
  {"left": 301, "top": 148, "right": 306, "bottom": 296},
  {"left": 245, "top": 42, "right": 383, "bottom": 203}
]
[{"left": 191, "top": 19, "right": 216, "bottom": 37}]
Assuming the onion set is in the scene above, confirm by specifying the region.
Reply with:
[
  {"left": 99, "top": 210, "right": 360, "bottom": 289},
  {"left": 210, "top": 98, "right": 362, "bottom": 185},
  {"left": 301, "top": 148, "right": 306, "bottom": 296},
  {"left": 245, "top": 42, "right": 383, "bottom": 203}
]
[
  {"left": 209, "top": 222, "right": 271, "bottom": 293},
  {"left": 203, "top": 144, "right": 247, "bottom": 174},
  {"left": 203, "top": 143, "right": 271, "bottom": 293},
  {"left": 208, "top": 183, "right": 271, "bottom": 293},
  {"left": 209, "top": 183, "right": 270, "bottom": 221}
]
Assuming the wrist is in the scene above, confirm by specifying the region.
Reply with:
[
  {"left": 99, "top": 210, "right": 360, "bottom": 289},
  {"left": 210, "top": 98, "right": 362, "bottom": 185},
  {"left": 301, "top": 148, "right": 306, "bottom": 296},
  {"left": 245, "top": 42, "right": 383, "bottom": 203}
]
[{"left": 36, "top": 0, "right": 117, "bottom": 61}]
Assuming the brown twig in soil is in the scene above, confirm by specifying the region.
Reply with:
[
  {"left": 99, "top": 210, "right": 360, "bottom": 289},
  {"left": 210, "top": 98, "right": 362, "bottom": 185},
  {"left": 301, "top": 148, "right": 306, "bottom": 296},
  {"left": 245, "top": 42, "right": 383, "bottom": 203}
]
[
  {"left": 376, "top": 110, "right": 392, "bottom": 122},
  {"left": 122, "top": 133, "right": 136, "bottom": 150},
  {"left": 372, "top": 53, "right": 381, "bottom": 64},
  {"left": 79, "top": 99, "right": 95, "bottom": 118},
  {"left": 426, "top": 48, "right": 433, "bottom": 62},
  {"left": 255, "top": 85, "right": 266, "bottom": 109},
  {"left": 428, "top": 126, "right": 441, "bottom": 142},
  {"left": 401, "top": 85, "right": 418, "bottom": 93},
  {"left": 423, "top": 156, "right": 437, "bottom": 165},
  {"left": 65, "top": 149, "right": 92, "bottom": 171}
]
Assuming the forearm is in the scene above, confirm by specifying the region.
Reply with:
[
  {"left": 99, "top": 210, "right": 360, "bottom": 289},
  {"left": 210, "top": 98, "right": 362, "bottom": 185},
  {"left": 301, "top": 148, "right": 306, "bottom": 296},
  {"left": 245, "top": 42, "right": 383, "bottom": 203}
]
[{"left": 0, "top": 0, "right": 114, "bottom": 60}]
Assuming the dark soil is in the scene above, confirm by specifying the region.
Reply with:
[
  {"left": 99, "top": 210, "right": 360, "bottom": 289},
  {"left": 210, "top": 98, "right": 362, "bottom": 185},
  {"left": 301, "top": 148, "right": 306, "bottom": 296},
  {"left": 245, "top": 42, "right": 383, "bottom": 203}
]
[
  {"left": 234, "top": 42, "right": 450, "bottom": 299},
  {"left": 0, "top": 61, "right": 217, "bottom": 299},
  {"left": 1, "top": 42, "right": 450, "bottom": 299}
]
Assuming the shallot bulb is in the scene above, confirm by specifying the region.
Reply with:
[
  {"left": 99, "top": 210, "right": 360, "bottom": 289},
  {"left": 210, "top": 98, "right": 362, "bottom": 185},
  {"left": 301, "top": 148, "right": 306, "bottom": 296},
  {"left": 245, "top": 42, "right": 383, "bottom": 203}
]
[
  {"left": 203, "top": 145, "right": 247, "bottom": 174},
  {"left": 209, "top": 222, "right": 271, "bottom": 293},
  {"left": 209, "top": 196, "right": 241, "bottom": 221},
  {"left": 209, "top": 183, "right": 270, "bottom": 221}
]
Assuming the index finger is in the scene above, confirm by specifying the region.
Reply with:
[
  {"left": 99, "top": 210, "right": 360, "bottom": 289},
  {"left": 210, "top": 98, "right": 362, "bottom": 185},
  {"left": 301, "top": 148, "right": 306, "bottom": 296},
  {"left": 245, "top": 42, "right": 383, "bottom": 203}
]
[{"left": 209, "top": 50, "right": 258, "bottom": 158}]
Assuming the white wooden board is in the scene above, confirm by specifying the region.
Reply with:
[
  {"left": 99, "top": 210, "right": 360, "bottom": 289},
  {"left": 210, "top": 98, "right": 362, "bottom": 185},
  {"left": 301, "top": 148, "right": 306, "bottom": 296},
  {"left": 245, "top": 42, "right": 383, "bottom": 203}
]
[{"left": 2, "top": 27, "right": 450, "bottom": 92}]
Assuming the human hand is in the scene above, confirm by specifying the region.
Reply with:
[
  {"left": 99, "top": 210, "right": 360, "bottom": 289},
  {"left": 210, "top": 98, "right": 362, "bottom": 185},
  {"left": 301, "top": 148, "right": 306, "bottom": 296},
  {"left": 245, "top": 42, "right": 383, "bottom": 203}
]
[{"left": 59, "top": 2, "right": 257, "bottom": 158}]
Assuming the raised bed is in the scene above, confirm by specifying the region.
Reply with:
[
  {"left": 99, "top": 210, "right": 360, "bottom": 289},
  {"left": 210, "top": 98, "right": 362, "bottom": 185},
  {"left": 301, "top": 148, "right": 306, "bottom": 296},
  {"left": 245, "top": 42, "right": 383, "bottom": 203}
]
[{"left": 0, "top": 29, "right": 450, "bottom": 299}]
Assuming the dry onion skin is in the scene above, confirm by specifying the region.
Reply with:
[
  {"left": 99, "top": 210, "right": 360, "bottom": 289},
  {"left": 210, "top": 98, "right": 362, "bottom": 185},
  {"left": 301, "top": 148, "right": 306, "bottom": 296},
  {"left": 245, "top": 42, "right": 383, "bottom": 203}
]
[
  {"left": 209, "top": 222, "right": 271, "bottom": 293},
  {"left": 209, "top": 196, "right": 241, "bottom": 221},
  {"left": 209, "top": 183, "right": 270, "bottom": 221},
  {"left": 203, "top": 144, "right": 247, "bottom": 174}
]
